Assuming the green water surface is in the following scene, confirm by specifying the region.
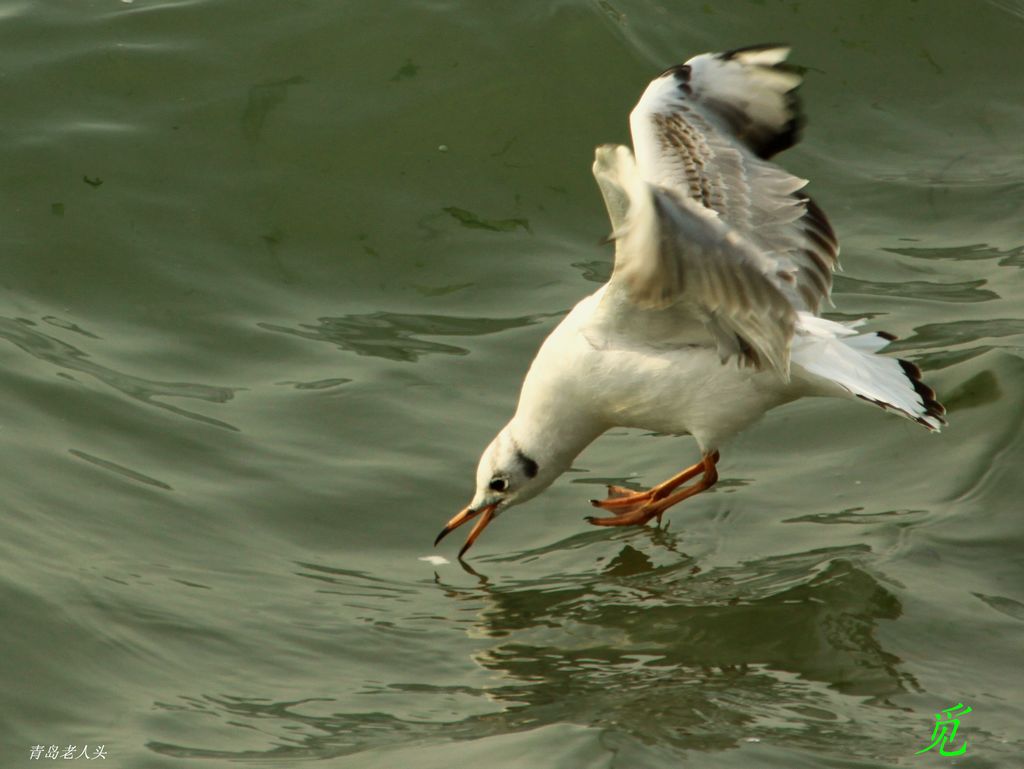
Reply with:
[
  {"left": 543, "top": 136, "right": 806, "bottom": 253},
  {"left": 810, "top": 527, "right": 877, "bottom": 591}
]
[{"left": 2, "top": 1, "right": 1023, "bottom": 767}]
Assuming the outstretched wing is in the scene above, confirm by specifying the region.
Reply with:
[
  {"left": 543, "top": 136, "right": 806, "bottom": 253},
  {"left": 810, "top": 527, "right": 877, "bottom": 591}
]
[
  {"left": 628, "top": 45, "right": 839, "bottom": 313},
  {"left": 592, "top": 144, "right": 798, "bottom": 379}
]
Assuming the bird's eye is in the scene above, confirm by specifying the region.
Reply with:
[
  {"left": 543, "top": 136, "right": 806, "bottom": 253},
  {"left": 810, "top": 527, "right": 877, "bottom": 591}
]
[{"left": 489, "top": 477, "right": 509, "bottom": 493}]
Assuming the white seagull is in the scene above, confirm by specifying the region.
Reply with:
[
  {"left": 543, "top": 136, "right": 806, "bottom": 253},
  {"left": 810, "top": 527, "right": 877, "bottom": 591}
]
[{"left": 435, "top": 45, "right": 945, "bottom": 558}]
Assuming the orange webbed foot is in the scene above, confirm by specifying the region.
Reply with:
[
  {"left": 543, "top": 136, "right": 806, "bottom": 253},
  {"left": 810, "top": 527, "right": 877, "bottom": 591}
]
[{"left": 585, "top": 452, "right": 719, "bottom": 529}]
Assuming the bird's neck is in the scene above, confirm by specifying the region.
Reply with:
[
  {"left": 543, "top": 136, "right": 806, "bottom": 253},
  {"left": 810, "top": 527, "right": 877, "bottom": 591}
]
[{"left": 506, "top": 397, "right": 606, "bottom": 483}]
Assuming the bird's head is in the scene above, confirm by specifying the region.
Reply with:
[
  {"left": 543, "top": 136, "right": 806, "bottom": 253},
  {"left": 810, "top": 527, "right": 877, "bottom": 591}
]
[{"left": 434, "top": 428, "right": 549, "bottom": 559}]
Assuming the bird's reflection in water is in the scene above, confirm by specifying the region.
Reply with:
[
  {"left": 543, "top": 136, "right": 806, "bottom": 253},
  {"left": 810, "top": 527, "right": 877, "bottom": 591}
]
[
  {"left": 434, "top": 535, "right": 917, "bottom": 758},
  {"left": 148, "top": 537, "right": 919, "bottom": 764}
]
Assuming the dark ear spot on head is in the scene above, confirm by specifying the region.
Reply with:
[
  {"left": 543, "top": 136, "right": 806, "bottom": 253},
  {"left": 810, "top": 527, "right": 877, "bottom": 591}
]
[{"left": 515, "top": 450, "right": 539, "bottom": 479}]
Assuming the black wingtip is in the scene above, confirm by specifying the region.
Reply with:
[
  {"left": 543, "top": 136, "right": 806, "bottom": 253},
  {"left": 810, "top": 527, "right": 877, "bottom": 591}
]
[
  {"left": 898, "top": 358, "right": 947, "bottom": 428},
  {"left": 753, "top": 99, "right": 803, "bottom": 160},
  {"left": 701, "top": 44, "right": 805, "bottom": 159},
  {"left": 853, "top": 359, "right": 946, "bottom": 431}
]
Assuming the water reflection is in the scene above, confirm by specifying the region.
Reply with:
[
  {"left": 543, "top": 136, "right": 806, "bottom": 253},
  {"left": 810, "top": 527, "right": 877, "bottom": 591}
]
[
  {"left": 460, "top": 545, "right": 909, "bottom": 696},
  {"left": 437, "top": 545, "right": 915, "bottom": 757},
  {"left": 147, "top": 544, "right": 917, "bottom": 762},
  {"left": 259, "top": 311, "right": 552, "bottom": 362}
]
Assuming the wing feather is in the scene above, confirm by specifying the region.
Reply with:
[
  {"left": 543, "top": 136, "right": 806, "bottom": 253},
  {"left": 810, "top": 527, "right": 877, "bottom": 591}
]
[
  {"left": 629, "top": 45, "right": 839, "bottom": 314},
  {"left": 593, "top": 145, "right": 797, "bottom": 379}
]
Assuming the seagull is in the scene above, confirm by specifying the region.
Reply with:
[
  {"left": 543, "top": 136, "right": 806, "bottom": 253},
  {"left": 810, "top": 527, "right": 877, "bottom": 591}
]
[{"left": 435, "top": 44, "right": 945, "bottom": 559}]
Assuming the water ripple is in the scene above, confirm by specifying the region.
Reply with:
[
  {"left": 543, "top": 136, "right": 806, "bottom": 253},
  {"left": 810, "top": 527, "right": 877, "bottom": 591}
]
[
  {"left": 833, "top": 275, "right": 998, "bottom": 303},
  {"left": 259, "top": 311, "right": 551, "bottom": 362},
  {"left": 68, "top": 448, "right": 172, "bottom": 490},
  {"left": 0, "top": 317, "right": 239, "bottom": 430},
  {"left": 884, "top": 242, "right": 1024, "bottom": 268},
  {"left": 889, "top": 318, "right": 1024, "bottom": 351}
]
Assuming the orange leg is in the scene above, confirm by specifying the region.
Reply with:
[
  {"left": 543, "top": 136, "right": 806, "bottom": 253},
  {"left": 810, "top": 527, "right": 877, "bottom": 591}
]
[
  {"left": 587, "top": 451, "right": 719, "bottom": 527},
  {"left": 590, "top": 450, "right": 719, "bottom": 511}
]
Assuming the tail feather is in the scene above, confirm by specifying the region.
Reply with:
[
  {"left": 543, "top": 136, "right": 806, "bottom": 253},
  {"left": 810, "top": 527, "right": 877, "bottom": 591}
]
[{"left": 792, "top": 314, "right": 946, "bottom": 431}]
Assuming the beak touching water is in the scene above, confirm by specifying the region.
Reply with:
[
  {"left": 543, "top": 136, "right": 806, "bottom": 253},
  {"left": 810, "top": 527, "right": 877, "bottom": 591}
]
[{"left": 434, "top": 503, "right": 498, "bottom": 559}]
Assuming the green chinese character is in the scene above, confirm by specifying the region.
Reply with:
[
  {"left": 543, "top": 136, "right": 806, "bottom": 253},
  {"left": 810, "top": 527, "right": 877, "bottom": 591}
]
[{"left": 916, "top": 703, "right": 971, "bottom": 757}]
